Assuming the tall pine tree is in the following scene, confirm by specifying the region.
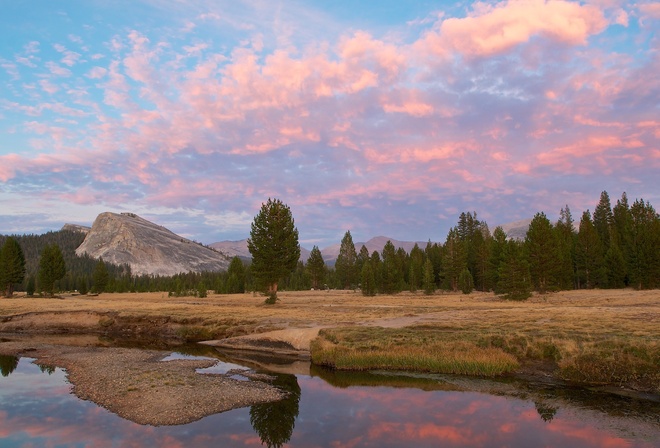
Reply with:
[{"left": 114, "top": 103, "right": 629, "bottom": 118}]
[
  {"left": 525, "top": 212, "right": 561, "bottom": 293},
  {"left": 305, "top": 246, "right": 326, "bottom": 290},
  {"left": 335, "top": 231, "right": 358, "bottom": 289},
  {"left": 0, "top": 237, "right": 26, "bottom": 297},
  {"left": 555, "top": 205, "right": 576, "bottom": 290},
  {"left": 442, "top": 228, "right": 466, "bottom": 291},
  {"left": 38, "top": 244, "right": 66, "bottom": 296},
  {"left": 576, "top": 211, "right": 605, "bottom": 289},
  {"left": 247, "top": 198, "right": 300, "bottom": 302}
]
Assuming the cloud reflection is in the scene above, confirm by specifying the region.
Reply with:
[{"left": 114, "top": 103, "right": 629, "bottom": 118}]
[{"left": 0, "top": 358, "right": 656, "bottom": 447}]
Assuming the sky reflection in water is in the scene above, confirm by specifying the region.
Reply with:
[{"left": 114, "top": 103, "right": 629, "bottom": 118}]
[{"left": 0, "top": 356, "right": 656, "bottom": 447}]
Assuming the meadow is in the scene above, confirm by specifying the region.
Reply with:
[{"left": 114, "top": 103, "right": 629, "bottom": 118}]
[{"left": 1, "top": 288, "right": 658, "bottom": 391}]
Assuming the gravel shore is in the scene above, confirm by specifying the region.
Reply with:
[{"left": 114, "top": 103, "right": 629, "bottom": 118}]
[{"left": 0, "top": 340, "right": 286, "bottom": 426}]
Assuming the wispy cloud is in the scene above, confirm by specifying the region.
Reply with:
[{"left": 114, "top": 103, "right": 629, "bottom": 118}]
[{"left": 0, "top": 0, "right": 658, "bottom": 245}]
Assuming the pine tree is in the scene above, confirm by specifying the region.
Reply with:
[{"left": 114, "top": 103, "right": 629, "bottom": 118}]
[
  {"left": 92, "top": 258, "right": 109, "bottom": 294},
  {"left": 227, "top": 256, "right": 246, "bottom": 293},
  {"left": 497, "top": 241, "right": 532, "bottom": 301},
  {"left": 555, "top": 205, "right": 576, "bottom": 290},
  {"left": 38, "top": 244, "right": 66, "bottom": 296},
  {"left": 605, "top": 236, "right": 626, "bottom": 288},
  {"left": 78, "top": 277, "right": 89, "bottom": 295},
  {"left": 335, "top": 231, "right": 358, "bottom": 289},
  {"left": 442, "top": 228, "right": 466, "bottom": 291},
  {"left": 473, "top": 223, "right": 492, "bottom": 291},
  {"left": 25, "top": 275, "right": 36, "bottom": 296},
  {"left": 356, "top": 245, "right": 370, "bottom": 277},
  {"left": 370, "top": 251, "right": 383, "bottom": 293},
  {"left": 424, "top": 241, "right": 442, "bottom": 288},
  {"left": 628, "top": 199, "right": 660, "bottom": 289},
  {"left": 489, "top": 226, "right": 508, "bottom": 293},
  {"left": 593, "top": 191, "right": 613, "bottom": 252},
  {"left": 612, "top": 193, "right": 632, "bottom": 286},
  {"left": 458, "top": 268, "right": 474, "bottom": 294},
  {"left": 525, "top": 212, "right": 561, "bottom": 293},
  {"left": 576, "top": 211, "right": 605, "bottom": 289},
  {"left": 0, "top": 237, "right": 26, "bottom": 297},
  {"left": 247, "top": 198, "right": 300, "bottom": 302},
  {"left": 422, "top": 258, "right": 435, "bottom": 295},
  {"left": 361, "top": 262, "right": 376, "bottom": 296},
  {"left": 408, "top": 244, "right": 424, "bottom": 292},
  {"left": 381, "top": 241, "right": 403, "bottom": 294},
  {"left": 197, "top": 281, "right": 208, "bottom": 298},
  {"left": 305, "top": 246, "right": 326, "bottom": 290}
]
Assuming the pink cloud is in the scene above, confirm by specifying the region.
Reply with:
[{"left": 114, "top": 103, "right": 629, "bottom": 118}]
[
  {"left": 86, "top": 66, "right": 107, "bottom": 79},
  {"left": 39, "top": 79, "right": 59, "bottom": 94},
  {"left": 419, "top": 0, "right": 609, "bottom": 58},
  {"left": 536, "top": 134, "right": 648, "bottom": 173},
  {"left": 638, "top": 2, "right": 660, "bottom": 19},
  {"left": 45, "top": 61, "right": 71, "bottom": 77}
]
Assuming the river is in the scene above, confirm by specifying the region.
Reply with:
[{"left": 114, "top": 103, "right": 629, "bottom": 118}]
[{"left": 0, "top": 350, "right": 658, "bottom": 447}]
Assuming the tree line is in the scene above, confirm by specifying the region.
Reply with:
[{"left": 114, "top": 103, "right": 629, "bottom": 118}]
[
  {"left": 230, "top": 190, "right": 659, "bottom": 299},
  {"left": 1, "top": 190, "right": 658, "bottom": 299}
]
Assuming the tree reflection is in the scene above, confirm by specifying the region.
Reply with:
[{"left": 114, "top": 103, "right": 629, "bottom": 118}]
[
  {"left": 249, "top": 374, "right": 301, "bottom": 448},
  {"left": 39, "top": 364, "right": 56, "bottom": 375},
  {"left": 534, "top": 400, "right": 558, "bottom": 422},
  {"left": 0, "top": 355, "right": 19, "bottom": 377}
]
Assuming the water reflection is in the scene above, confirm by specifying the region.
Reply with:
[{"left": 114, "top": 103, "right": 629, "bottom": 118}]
[
  {"left": 534, "top": 400, "right": 558, "bottom": 422},
  {"left": 250, "top": 374, "right": 301, "bottom": 448},
  {"left": 0, "top": 355, "right": 657, "bottom": 447},
  {"left": 0, "top": 355, "right": 18, "bottom": 377}
]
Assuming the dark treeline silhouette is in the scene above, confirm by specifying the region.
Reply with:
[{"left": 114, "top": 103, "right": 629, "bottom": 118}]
[
  {"left": 305, "top": 190, "right": 659, "bottom": 297},
  {"left": 1, "top": 191, "right": 658, "bottom": 297}
]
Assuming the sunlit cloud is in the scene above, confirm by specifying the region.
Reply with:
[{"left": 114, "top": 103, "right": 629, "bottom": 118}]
[{"left": 0, "top": 0, "right": 657, "bottom": 245}]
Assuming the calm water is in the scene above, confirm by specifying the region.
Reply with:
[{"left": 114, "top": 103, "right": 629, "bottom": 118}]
[{"left": 0, "top": 352, "right": 658, "bottom": 448}]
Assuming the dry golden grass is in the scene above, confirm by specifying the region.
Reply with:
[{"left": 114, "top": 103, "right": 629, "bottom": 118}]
[
  {"left": 2, "top": 288, "right": 658, "bottom": 339},
  {"left": 2, "top": 288, "right": 659, "bottom": 389}
]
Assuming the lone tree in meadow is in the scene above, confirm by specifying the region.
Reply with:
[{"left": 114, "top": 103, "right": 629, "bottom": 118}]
[
  {"left": 38, "top": 244, "right": 66, "bottom": 297},
  {"left": 0, "top": 237, "right": 26, "bottom": 297},
  {"left": 247, "top": 198, "right": 300, "bottom": 303}
]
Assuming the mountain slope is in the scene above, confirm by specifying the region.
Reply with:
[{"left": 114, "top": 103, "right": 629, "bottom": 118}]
[
  {"left": 76, "top": 212, "right": 230, "bottom": 276},
  {"left": 499, "top": 219, "right": 532, "bottom": 241}
]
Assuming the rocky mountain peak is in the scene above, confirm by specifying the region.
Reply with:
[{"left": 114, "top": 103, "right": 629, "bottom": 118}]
[{"left": 76, "top": 212, "right": 229, "bottom": 276}]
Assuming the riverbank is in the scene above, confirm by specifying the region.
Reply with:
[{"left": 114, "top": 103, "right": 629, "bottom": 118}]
[
  {"left": 0, "top": 338, "right": 285, "bottom": 426},
  {"left": 1, "top": 288, "right": 658, "bottom": 397}
]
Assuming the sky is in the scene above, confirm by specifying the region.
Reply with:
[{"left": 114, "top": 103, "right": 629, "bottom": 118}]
[{"left": 0, "top": 0, "right": 658, "bottom": 249}]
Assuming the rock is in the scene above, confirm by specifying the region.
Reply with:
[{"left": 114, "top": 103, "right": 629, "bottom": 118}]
[{"left": 76, "top": 212, "right": 230, "bottom": 276}]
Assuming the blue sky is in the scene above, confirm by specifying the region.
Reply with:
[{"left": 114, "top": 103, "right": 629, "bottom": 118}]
[{"left": 1, "top": 0, "right": 658, "bottom": 248}]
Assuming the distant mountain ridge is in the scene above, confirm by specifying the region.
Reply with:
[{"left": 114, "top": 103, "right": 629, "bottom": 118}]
[
  {"left": 68, "top": 213, "right": 531, "bottom": 274},
  {"left": 498, "top": 219, "right": 532, "bottom": 241},
  {"left": 211, "top": 236, "right": 430, "bottom": 265},
  {"left": 76, "top": 212, "right": 230, "bottom": 276}
]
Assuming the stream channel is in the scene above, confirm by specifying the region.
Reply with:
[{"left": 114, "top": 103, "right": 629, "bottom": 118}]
[{"left": 0, "top": 343, "right": 658, "bottom": 447}]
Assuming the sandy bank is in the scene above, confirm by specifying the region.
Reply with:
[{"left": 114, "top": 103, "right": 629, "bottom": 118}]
[{"left": 0, "top": 339, "right": 285, "bottom": 426}]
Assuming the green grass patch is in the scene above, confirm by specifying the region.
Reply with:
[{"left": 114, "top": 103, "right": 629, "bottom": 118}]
[
  {"left": 175, "top": 325, "right": 216, "bottom": 342},
  {"left": 558, "top": 340, "right": 660, "bottom": 392},
  {"left": 311, "top": 327, "right": 519, "bottom": 377},
  {"left": 311, "top": 326, "right": 660, "bottom": 391}
]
